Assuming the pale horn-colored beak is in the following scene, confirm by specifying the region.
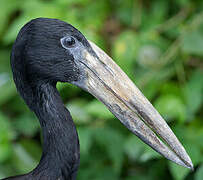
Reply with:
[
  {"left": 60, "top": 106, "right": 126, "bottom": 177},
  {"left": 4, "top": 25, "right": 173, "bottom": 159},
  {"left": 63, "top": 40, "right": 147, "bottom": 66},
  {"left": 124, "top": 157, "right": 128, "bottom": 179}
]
[{"left": 73, "top": 40, "right": 193, "bottom": 169}]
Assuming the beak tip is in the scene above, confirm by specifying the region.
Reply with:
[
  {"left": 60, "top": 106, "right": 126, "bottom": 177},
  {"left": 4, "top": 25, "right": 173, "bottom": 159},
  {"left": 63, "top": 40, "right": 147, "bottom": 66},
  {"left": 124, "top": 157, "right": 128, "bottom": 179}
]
[
  {"left": 180, "top": 157, "right": 194, "bottom": 170},
  {"left": 190, "top": 165, "right": 194, "bottom": 171},
  {"left": 186, "top": 164, "right": 194, "bottom": 171},
  {"left": 183, "top": 153, "right": 194, "bottom": 170},
  {"left": 187, "top": 160, "right": 194, "bottom": 171}
]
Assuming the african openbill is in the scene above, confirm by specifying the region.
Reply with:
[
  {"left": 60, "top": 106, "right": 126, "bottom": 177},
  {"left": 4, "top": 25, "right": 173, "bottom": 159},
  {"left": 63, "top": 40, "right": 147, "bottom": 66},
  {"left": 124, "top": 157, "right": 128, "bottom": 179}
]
[{"left": 4, "top": 18, "right": 193, "bottom": 180}]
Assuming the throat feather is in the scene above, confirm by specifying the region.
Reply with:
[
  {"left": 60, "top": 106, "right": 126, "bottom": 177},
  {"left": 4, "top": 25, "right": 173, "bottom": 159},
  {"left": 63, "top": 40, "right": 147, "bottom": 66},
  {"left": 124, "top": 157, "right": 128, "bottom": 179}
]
[{"left": 30, "top": 83, "right": 80, "bottom": 179}]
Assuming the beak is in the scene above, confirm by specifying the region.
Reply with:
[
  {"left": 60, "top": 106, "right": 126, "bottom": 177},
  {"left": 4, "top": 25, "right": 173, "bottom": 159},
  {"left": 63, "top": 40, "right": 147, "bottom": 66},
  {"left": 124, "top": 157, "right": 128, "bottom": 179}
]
[{"left": 73, "top": 40, "right": 193, "bottom": 169}]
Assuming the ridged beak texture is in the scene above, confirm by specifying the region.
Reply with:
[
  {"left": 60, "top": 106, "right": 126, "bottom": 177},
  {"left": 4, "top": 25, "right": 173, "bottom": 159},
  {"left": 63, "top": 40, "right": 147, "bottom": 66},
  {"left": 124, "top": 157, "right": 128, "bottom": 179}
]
[{"left": 75, "top": 40, "right": 193, "bottom": 169}]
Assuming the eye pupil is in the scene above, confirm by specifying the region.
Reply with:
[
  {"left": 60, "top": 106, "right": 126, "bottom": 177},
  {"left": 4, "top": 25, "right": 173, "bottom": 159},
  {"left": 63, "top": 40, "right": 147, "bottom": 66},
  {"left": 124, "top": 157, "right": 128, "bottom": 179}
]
[{"left": 64, "top": 37, "right": 75, "bottom": 47}]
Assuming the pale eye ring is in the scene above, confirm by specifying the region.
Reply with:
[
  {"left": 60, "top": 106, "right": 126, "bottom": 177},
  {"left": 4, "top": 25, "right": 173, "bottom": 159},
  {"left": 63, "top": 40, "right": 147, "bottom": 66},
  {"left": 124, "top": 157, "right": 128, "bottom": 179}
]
[{"left": 61, "top": 36, "right": 76, "bottom": 48}]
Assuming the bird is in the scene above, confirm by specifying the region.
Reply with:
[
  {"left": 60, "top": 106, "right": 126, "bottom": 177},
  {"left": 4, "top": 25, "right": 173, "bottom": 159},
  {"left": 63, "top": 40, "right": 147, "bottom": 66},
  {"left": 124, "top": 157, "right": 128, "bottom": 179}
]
[{"left": 3, "top": 18, "right": 193, "bottom": 180}]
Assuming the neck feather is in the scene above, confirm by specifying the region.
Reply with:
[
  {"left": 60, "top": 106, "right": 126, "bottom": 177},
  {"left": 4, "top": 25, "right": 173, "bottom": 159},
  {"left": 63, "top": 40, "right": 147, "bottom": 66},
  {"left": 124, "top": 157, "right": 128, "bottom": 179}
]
[{"left": 20, "top": 82, "right": 80, "bottom": 179}]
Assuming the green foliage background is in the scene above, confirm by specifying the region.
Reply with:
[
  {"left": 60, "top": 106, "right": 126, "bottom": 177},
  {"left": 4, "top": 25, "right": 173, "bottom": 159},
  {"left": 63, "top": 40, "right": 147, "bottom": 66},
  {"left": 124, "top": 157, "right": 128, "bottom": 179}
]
[{"left": 0, "top": 0, "right": 203, "bottom": 179}]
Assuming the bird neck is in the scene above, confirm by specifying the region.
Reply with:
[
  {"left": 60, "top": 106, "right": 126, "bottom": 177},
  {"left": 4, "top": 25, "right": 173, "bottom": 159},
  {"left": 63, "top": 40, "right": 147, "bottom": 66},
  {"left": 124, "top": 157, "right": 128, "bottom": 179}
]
[{"left": 24, "top": 82, "right": 80, "bottom": 179}]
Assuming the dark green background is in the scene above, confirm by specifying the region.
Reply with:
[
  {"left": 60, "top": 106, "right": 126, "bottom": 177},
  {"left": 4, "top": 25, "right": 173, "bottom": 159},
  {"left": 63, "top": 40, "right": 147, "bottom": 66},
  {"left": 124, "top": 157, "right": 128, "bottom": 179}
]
[{"left": 0, "top": 0, "right": 202, "bottom": 179}]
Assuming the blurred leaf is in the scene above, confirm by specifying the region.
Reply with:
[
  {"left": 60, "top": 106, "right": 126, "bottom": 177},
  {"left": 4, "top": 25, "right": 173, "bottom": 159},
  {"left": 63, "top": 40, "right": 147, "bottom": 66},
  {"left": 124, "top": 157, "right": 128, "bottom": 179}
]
[
  {"left": 81, "top": 0, "right": 109, "bottom": 29},
  {"left": 20, "top": 139, "right": 41, "bottom": 162},
  {"left": 67, "top": 100, "right": 92, "bottom": 124},
  {"left": 139, "top": 145, "right": 161, "bottom": 162},
  {"left": 0, "top": 73, "right": 10, "bottom": 88},
  {"left": 141, "top": 79, "right": 160, "bottom": 100},
  {"left": 169, "top": 162, "right": 190, "bottom": 180},
  {"left": 3, "top": 15, "right": 30, "bottom": 45},
  {"left": 125, "top": 135, "right": 145, "bottom": 161},
  {"left": 0, "top": 112, "right": 14, "bottom": 162},
  {"left": 56, "top": 0, "right": 91, "bottom": 6},
  {"left": 142, "top": 0, "right": 169, "bottom": 30},
  {"left": 0, "top": 112, "right": 13, "bottom": 139},
  {"left": 137, "top": 44, "right": 162, "bottom": 68},
  {"left": 0, "top": 143, "right": 12, "bottom": 163},
  {"left": 0, "top": 50, "right": 10, "bottom": 73},
  {"left": 176, "top": 0, "right": 190, "bottom": 6},
  {"left": 78, "top": 165, "right": 118, "bottom": 180},
  {"left": 183, "top": 70, "right": 203, "bottom": 120},
  {"left": 4, "top": 0, "right": 65, "bottom": 44},
  {"left": 154, "top": 94, "right": 186, "bottom": 123},
  {"left": 161, "top": 82, "right": 182, "bottom": 97},
  {"left": 77, "top": 127, "right": 92, "bottom": 155},
  {"left": 57, "top": 82, "right": 80, "bottom": 99},
  {"left": 0, "top": 75, "right": 16, "bottom": 105},
  {"left": 93, "top": 127, "right": 124, "bottom": 173},
  {"left": 136, "top": 29, "right": 170, "bottom": 69},
  {"left": 195, "top": 164, "right": 203, "bottom": 180},
  {"left": 182, "top": 23, "right": 203, "bottom": 56},
  {"left": 12, "top": 143, "right": 37, "bottom": 173},
  {"left": 85, "top": 99, "right": 114, "bottom": 119},
  {"left": 115, "top": 0, "right": 137, "bottom": 26},
  {"left": 14, "top": 113, "right": 39, "bottom": 136},
  {"left": 125, "top": 135, "right": 161, "bottom": 162},
  {"left": 135, "top": 65, "right": 175, "bottom": 89},
  {"left": 173, "top": 124, "right": 203, "bottom": 166},
  {"left": 0, "top": 0, "right": 22, "bottom": 36},
  {"left": 112, "top": 30, "right": 140, "bottom": 79}
]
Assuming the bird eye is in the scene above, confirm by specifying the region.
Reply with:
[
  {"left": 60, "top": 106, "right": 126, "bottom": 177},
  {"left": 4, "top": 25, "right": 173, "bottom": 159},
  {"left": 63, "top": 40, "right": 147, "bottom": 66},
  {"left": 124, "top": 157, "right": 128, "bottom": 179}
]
[{"left": 61, "top": 36, "right": 76, "bottom": 48}]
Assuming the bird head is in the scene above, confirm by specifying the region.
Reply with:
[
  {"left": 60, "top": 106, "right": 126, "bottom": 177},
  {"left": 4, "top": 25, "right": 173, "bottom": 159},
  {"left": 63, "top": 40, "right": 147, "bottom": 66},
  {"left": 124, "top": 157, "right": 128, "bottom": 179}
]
[{"left": 11, "top": 18, "right": 193, "bottom": 170}]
